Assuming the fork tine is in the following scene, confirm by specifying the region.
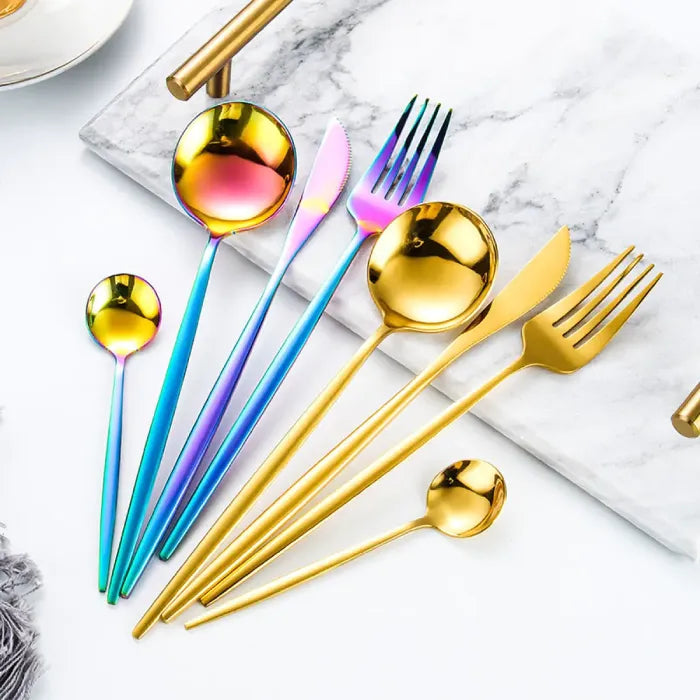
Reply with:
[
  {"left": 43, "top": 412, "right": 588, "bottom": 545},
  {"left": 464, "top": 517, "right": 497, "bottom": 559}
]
[
  {"left": 557, "top": 253, "right": 644, "bottom": 334},
  {"left": 376, "top": 99, "right": 429, "bottom": 196},
  {"left": 362, "top": 95, "right": 417, "bottom": 189},
  {"left": 568, "top": 264, "right": 655, "bottom": 346},
  {"left": 388, "top": 103, "right": 439, "bottom": 201},
  {"left": 574, "top": 272, "right": 662, "bottom": 358},
  {"left": 401, "top": 107, "right": 452, "bottom": 207},
  {"left": 548, "top": 245, "right": 635, "bottom": 324}
]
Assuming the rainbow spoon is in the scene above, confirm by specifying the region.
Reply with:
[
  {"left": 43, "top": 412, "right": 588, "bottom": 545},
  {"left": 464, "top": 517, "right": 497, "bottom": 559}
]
[
  {"left": 106, "top": 102, "right": 296, "bottom": 603},
  {"left": 85, "top": 274, "right": 161, "bottom": 592}
]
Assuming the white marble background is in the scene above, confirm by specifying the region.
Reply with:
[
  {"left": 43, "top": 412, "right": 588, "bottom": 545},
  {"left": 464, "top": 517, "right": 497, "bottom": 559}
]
[{"left": 81, "top": 0, "right": 700, "bottom": 556}]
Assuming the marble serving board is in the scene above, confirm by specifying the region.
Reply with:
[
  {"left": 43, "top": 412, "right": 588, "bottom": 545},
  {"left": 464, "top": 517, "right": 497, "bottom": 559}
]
[{"left": 80, "top": 0, "right": 700, "bottom": 557}]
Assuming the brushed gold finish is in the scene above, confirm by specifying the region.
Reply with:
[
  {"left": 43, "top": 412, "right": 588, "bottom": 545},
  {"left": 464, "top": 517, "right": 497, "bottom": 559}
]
[
  {"left": 159, "top": 226, "right": 570, "bottom": 619},
  {"left": 195, "top": 245, "right": 662, "bottom": 604},
  {"left": 167, "top": 0, "right": 294, "bottom": 100},
  {"left": 672, "top": 383, "right": 700, "bottom": 438},
  {"left": 185, "top": 460, "right": 505, "bottom": 628},
  {"left": 206, "top": 61, "right": 232, "bottom": 98},
  {"left": 156, "top": 202, "right": 498, "bottom": 621},
  {"left": 0, "top": 0, "right": 25, "bottom": 19}
]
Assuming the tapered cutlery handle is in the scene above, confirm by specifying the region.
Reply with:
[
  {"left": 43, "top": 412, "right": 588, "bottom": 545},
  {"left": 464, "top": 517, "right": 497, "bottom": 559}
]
[
  {"left": 98, "top": 356, "right": 126, "bottom": 592},
  {"left": 201, "top": 357, "right": 526, "bottom": 604},
  {"left": 185, "top": 518, "right": 428, "bottom": 629},
  {"left": 157, "top": 230, "right": 368, "bottom": 560},
  {"left": 161, "top": 321, "right": 397, "bottom": 616},
  {"left": 163, "top": 342, "right": 455, "bottom": 617},
  {"left": 131, "top": 229, "right": 368, "bottom": 638},
  {"left": 106, "top": 235, "right": 220, "bottom": 603},
  {"left": 121, "top": 258, "right": 290, "bottom": 596},
  {"left": 222, "top": 321, "right": 392, "bottom": 507}
]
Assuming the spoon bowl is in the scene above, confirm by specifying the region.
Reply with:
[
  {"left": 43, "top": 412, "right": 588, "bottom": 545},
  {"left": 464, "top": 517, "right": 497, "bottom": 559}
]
[
  {"left": 173, "top": 101, "right": 296, "bottom": 236},
  {"left": 368, "top": 202, "right": 497, "bottom": 331},
  {"left": 86, "top": 274, "right": 161, "bottom": 358},
  {"left": 425, "top": 459, "right": 506, "bottom": 537}
]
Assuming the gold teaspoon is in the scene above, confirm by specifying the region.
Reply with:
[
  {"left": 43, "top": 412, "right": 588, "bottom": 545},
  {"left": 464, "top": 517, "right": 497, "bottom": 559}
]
[{"left": 185, "top": 459, "right": 505, "bottom": 629}]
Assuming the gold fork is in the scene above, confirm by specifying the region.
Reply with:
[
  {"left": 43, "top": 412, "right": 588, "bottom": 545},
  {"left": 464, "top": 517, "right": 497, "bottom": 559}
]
[{"left": 191, "top": 246, "right": 661, "bottom": 612}]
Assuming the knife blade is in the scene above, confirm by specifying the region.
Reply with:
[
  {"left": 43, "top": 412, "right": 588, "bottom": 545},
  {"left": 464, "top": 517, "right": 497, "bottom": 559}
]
[
  {"left": 283, "top": 117, "right": 351, "bottom": 252},
  {"left": 452, "top": 224, "right": 571, "bottom": 348}
]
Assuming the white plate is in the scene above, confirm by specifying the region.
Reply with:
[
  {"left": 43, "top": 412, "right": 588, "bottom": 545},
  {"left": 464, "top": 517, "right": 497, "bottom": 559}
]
[{"left": 0, "top": 0, "right": 133, "bottom": 89}]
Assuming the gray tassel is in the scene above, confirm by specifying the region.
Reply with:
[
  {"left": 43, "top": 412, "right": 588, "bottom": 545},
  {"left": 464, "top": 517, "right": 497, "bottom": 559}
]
[{"left": 0, "top": 528, "right": 42, "bottom": 700}]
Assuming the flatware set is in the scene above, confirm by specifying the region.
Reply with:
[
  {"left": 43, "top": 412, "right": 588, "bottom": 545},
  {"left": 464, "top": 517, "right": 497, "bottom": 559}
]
[
  {"left": 146, "top": 224, "right": 570, "bottom": 625},
  {"left": 82, "top": 94, "right": 662, "bottom": 640}
]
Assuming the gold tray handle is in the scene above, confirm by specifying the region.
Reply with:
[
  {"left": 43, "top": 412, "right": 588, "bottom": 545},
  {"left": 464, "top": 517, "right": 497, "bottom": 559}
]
[
  {"left": 672, "top": 382, "right": 700, "bottom": 438},
  {"left": 167, "top": 0, "right": 294, "bottom": 100}
]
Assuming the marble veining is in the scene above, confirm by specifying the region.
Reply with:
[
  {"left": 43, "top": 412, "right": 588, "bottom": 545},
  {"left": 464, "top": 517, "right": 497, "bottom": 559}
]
[{"left": 80, "top": 0, "right": 700, "bottom": 557}]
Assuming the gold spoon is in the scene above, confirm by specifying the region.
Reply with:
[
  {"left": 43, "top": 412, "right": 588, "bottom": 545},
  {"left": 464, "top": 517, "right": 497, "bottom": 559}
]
[
  {"left": 86, "top": 274, "right": 161, "bottom": 592},
  {"left": 144, "top": 200, "right": 498, "bottom": 627},
  {"left": 184, "top": 459, "right": 505, "bottom": 628}
]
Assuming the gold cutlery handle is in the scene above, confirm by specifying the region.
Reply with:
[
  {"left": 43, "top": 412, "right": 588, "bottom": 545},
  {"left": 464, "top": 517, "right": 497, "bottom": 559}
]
[
  {"left": 162, "top": 336, "right": 468, "bottom": 619},
  {"left": 132, "top": 324, "right": 388, "bottom": 635},
  {"left": 200, "top": 357, "right": 525, "bottom": 605},
  {"left": 672, "top": 382, "right": 700, "bottom": 438},
  {"left": 212, "top": 323, "right": 391, "bottom": 528},
  {"left": 185, "top": 518, "right": 428, "bottom": 629}
]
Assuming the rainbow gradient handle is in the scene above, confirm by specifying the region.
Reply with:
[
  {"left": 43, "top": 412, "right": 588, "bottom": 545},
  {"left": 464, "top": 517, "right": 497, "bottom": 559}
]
[
  {"left": 119, "top": 119, "right": 351, "bottom": 596},
  {"left": 98, "top": 356, "right": 125, "bottom": 592},
  {"left": 106, "top": 236, "right": 220, "bottom": 603},
  {"left": 119, "top": 263, "right": 286, "bottom": 596},
  {"left": 158, "top": 229, "right": 370, "bottom": 559}
]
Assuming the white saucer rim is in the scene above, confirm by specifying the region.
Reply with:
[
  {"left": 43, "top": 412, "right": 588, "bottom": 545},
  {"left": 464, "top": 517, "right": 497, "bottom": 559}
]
[{"left": 0, "top": 0, "right": 134, "bottom": 90}]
